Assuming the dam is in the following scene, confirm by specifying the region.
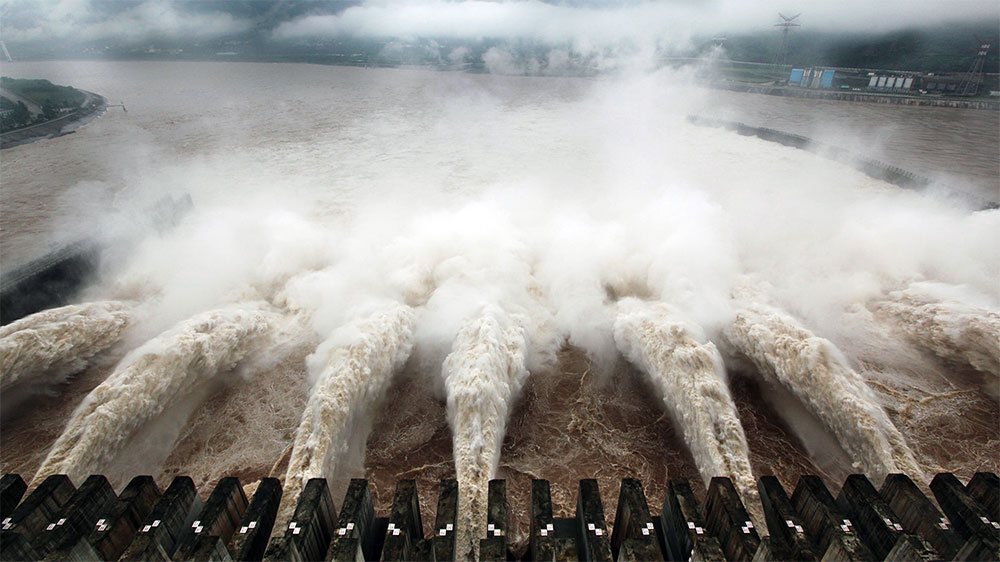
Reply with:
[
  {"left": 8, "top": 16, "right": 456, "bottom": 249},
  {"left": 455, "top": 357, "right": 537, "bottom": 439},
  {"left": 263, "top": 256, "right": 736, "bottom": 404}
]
[{"left": 1, "top": 471, "right": 998, "bottom": 560}]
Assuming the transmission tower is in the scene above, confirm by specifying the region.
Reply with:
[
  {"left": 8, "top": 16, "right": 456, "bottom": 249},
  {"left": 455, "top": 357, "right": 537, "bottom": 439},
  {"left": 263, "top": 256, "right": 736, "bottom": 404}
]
[
  {"left": 958, "top": 38, "right": 994, "bottom": 96},
  {"left": 773, "top": 12, "right": 800, "bottom": 67}
]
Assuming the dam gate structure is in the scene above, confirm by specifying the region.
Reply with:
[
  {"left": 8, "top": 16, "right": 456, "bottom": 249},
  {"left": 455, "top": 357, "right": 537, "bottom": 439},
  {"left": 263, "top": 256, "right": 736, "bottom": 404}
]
[{"left": 1, "top": 472, "right": 998, "bottom": 561}]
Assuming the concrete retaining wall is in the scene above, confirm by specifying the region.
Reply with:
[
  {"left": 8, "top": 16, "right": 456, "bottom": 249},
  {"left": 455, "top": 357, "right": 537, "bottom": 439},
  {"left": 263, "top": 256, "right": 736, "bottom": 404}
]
[{"left": 687, "top": 115, "right": 998, "bottom": 211}]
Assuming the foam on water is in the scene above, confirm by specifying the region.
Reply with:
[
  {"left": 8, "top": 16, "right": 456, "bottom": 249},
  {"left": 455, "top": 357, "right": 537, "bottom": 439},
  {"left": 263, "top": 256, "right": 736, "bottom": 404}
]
[
  {"left": 0, "top": 301, "right": 129, "bottom": 393},
  {"left": 31, "top": 304, "right": 275, "bottom": 486},
  {"left": 725, "top": 300, "right": 923, "bottom": 482},
  {"left": 281, "top": 304, "right": 415, "bottom": 520},
  {"left": 614, "top": 298, "right": 760, "bottom": 519},
  {"left": 874, "top": 281, "right": 1000, "bottom": 377},
  {"left": 444, "top": 305, "right": 530, "bottom": 560}
]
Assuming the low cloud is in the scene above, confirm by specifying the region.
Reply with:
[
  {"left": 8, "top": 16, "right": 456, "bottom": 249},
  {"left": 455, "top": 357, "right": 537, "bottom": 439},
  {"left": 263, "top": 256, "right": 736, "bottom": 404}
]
[
  {"left": 273, "top": 0, "right": 999, "bottom": 46},
  {"left": 3, "top": 0, "right": 995, "bottom": 50},
  {"left": 273, "top": 2, "right": 703, "bottom": 51},
  {"left": 1, "top": 0, "right": 252, "bottom": 43}
]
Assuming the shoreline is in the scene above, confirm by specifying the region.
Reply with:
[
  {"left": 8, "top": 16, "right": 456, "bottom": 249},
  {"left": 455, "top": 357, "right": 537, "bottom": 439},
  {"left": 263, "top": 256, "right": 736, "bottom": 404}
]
[
  {"left": 711, "top": 81, "right": 1000, "bottom": 111},
  {"left": 0, "top": 90, "right": 108, "bottom": 149}
]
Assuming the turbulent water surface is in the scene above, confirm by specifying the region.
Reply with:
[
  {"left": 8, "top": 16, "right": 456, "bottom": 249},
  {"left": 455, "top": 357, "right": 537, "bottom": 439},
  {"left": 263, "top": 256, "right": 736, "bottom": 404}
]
[{"left": 1, "top": 61, "right": 998, "bottom": 554}]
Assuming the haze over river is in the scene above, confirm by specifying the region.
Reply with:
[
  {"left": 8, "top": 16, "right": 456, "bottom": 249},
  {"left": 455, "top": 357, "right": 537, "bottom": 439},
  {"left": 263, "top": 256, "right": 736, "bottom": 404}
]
[{"left": 1, "top": 61, "right": 997, "bottom": 553}]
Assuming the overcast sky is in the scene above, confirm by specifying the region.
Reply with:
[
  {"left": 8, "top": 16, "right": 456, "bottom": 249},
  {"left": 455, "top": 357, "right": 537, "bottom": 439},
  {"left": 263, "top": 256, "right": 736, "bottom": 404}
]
[
  {"left": 273, "top": 0, "right": 999, "bottom": 40},
  {"left": 2, "top": 0, "right": 997, "bottom": 45},
  {"left": 1, "top": 0, "right": 252, "bottom": 43}
]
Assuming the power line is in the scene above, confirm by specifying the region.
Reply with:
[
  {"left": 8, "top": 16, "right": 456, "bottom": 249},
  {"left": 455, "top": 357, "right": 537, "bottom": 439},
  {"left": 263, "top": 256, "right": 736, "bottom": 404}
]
[{"left": 773, "top": 12, "right": 801, "bottom": 67}]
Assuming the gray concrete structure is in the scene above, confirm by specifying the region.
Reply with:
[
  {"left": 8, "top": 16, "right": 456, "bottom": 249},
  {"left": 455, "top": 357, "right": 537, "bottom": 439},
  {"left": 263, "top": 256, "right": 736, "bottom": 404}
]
[{"left": 2, "top": 472, "right": 997, "bottom": 560}]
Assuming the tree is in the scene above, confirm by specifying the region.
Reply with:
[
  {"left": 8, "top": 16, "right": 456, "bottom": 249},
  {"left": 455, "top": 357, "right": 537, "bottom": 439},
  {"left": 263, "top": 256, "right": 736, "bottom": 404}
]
[
  {"left": 42, "top": 103, "right": 59, "bottom": 120},
  {"left": 14, "top": 100, "right": 29, "bottom": 123},
  {"left": 1, "top": 100, "right": 31, "bottom": 131}
]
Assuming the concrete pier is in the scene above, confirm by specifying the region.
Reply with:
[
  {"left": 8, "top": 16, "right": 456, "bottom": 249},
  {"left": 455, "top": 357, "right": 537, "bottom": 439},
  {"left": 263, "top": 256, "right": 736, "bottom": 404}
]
[
  {"left": 431, "top": 479, "right": 458, "bottom": 562},
  {"left": 44, "top": 475, "right": 162, "bottom": 562},
  {"left": 758, "top": 475, "right": 821, "bottom": 561},
  {"left": 576, "top": 479, "right": 612, "bottom": 562},
  {"left": 326, "top": 479, "right": 375, "bottom": 562},
  {"left": 34, "top": 474, "right": 117, "bottom": 558},
  {"left": 661, "top": 478, "right": 726, "bottom": 562},
  {"left": 479, "top": 480, "right": 508, "bottom": 561},
  {"left": 1, "top": 474, "right": 27, "bottom": 519},
  {"left": 379, "top": 480, "right": 422, "bottom": 562},
  {"left": 230, "top": 478, "right": 282, "bottom": 562},
  {"left": 837, "top": 474, "right": 938, "bottom": 561},
  {"left": 880, "top": 474, "right": 964, "bottom": 560},
  {"left": 120, "top": 476, "right": 203, "bottom": 561},
  {"left": 263, "top": 478, "right": 336, "bottom": 562},
  {"left": 173, "top": 477, "right": 249, "bottom": 561},
  {"left": 967, "top": 473, "right": 1000, "bottom": 524},
  {"left": 792, "top": 475, "right": 875, "bottom": 561},
  {"left": 610, "top": 478, "right": 663, "bottom": 561},
  {"left": 3, "top": 471, "right": 998, "bottom": 560},
  {"left": 930, "top": 473, "right": 1000, "bottom": 559},
  {"left": 530, "top": 479, "right": 556, "bottom": 561},
  {"left": 705, "top": 476, "right": 761, "bottom": 562},
  {"left": 2, "top": 474, "right": 76, "bottom": 560},
  {"left": 3, "top": 475, "right": 76, "bottom": 536},
  {"left": 529, "top": 480, "right": 579, "bottom": 560}
]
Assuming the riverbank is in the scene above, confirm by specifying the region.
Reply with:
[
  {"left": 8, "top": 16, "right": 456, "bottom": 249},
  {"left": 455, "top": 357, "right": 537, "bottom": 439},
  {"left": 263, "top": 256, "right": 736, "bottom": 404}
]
[
  {"left": 712, "top": 81, "right": 1000, "bottom": 111},
  {"left": 0, "top": 90, "right": 107, "bottom": 149}
]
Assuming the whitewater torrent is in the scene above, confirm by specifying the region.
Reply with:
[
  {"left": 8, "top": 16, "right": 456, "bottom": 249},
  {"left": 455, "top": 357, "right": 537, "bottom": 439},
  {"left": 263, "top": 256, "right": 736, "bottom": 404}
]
[
  {"left": 613, "top": 298, "right": 760, "bottom": 519},
  {"left": 281, "top": 304, "right": 415, "bottom": 520},
  {"left": 0, "top": 301, "right": 130, "bottom": 393},
  {"left": 873, "top": 283, "right": 1000, "bottom": 377},
  {"left": 725, "top": 302, "right": 924, "bottom": 482},
  {"left": 444, "top": 306, "right": 531, "bottom": 560},
  {"left": 32, "top": 305, "right": 275, "bottom": 486}
]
